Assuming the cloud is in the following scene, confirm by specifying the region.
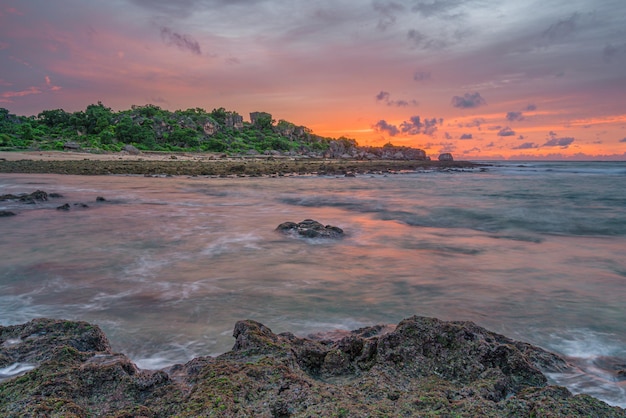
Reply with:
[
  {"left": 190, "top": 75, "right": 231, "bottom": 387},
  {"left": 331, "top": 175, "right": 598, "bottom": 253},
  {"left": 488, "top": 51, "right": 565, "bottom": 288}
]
[
  {"left": 375, "top": 91, "right": 418, "bottom": 107},
  {"left": 373, "top": 120, "right": 399, "bottom": 136},
  {"left": 619, "top": 137, "right": 626, "bottom": 143},
  {"left": 506, "top": 111, "right": 524, "bottom": 122},
  {"left": 438, "top": 142, "right": 456, "bottom": 153},
  {"left": 543, "top": 137, "right": 575, "bottom": 147},
  {"left": 375, "top": 91, "right": 390, "bottom": 102},
  {"left": 526, "top": 104, "right": 537, "bottom": 111},
  {"left": 1, "top": 87, "right": 42, "bottom": 99},
  {"left": 459, "top": 133, "right": 473, "bottom": 139},
  {"left": 400, "top": 115, "right": 442, "bottom": 136},
  {"left": 603, "top": 43, "right": 626, "bottom": 63},
  {"left": 497, "top": 127, "right": 515, "bottom": 137},
  {"left": 444, "top": 132, "right": 452, "bottom": 139},
  {"left": 160, "top": 26, "right": 202, "bottom": 55},
  {"left": 413, "top": 70, "right": 431, "bottom": 81},
  {"left": 458, "top": 118, "right": 486, "bottom": 129},
  {"left": 411, "top": 0, "right": 465, "bottom": 18},
  {"left": 407, "top": 29, "right": 448, "bottom": 50},
  {"left": 541, "top": 13, "right": 579, "bottom": 43},
  {"left": 451, "top": 92, "right": 486, "bottom": 109},
  {"left": 373, "top": 1, "right": 404, "bottom": 31},
  {"left": 513, "top": 142, "right": 538, "bottom": 150}
]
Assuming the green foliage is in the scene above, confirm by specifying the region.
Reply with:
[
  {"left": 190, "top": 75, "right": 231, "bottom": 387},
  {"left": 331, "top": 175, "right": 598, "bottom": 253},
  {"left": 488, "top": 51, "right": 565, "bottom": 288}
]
[{"left": 0, "top": 104, "right": 344, "bottom": 154}]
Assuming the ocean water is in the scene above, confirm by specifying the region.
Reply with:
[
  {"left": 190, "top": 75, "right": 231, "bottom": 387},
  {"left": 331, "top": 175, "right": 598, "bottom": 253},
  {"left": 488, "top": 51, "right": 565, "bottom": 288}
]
[{"left": 1, "top": 161, "right": 625, "bottom": 407}]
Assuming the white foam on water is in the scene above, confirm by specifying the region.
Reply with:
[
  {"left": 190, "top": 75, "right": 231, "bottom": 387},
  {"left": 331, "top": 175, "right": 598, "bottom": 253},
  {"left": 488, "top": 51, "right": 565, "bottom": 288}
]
[
  {"left": 546, "top": 329, "right": 626, "bottom": 408},
  {"left": 201, "top": 233, "right": 262, "bottom": 256},
  {"left": 0, "top": 363, "right": 37, "bottom": 382}
]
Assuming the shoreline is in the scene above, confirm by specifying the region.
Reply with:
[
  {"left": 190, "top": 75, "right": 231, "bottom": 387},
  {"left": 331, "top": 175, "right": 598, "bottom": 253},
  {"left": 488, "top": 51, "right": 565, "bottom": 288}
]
[{"left": 0, "top": 150, "right": 484, "bottom": 176}]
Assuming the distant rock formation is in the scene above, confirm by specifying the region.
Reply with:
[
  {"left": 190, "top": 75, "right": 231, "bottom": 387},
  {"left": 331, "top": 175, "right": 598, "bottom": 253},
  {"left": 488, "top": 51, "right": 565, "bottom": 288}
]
[
  {"left": 0, "top": 316, "right": 622, "bottom": 417},
  {"left": 439, "top": 152, "right": 454, "bottom": 161},
  {"left": 250, "top": 111, "right": 273, "bottom": 126},
  {"left": 224, "top": 113, "right": 244, "bottom": 130},
  {"left": 325, "top": 141, "right": 429, "bottom": 161}
]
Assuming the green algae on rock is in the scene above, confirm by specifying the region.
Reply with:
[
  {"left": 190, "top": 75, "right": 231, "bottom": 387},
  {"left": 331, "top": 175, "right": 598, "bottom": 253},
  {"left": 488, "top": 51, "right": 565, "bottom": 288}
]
[{"left": 1, "top": 316, "right": 623, "bottom": 417}]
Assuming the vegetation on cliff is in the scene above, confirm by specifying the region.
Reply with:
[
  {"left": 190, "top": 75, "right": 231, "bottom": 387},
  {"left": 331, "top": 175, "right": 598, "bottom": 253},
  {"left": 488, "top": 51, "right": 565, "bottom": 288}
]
[{"left": 0, "top": 104, "right": 357, "bottom": 156}]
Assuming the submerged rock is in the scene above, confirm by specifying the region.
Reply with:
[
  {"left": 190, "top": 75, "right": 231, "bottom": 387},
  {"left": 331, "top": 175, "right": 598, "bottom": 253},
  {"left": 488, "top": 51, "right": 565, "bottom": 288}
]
[
  {"left": 0, "top": 316, "right": 623, "bottom": 417},
  {"left": 277, "top": 219, "right": 344, "bottom": 239}
]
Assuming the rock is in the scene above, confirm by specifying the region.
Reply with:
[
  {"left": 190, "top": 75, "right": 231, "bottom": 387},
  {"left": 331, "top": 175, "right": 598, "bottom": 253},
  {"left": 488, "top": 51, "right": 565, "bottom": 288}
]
[
  {"left": 122, "top": 144, "right": 140, "bottom": 155},
  {"left": 276, "top": 219, "right": 344, "bottom": 239},
  {"left": 1, "top": 316, "right": 623, "bottom": 417},
  {"left": 96, "top": 196, "right": 107, "bottom": 202},
  {"left": 0, "top": 190, "right": 49, "bottom": 203},
  {"left": 0, "top": 210, "right": 16, "bottom": 217},
  {"left": 56, "top": 203, "right": 71, "bottom": 211},
  {"left": 439, "top": 152, "right": 454, "bottom": 161},
  {"left": 63, "top": 141, "right": 80, "bottom": 150}
]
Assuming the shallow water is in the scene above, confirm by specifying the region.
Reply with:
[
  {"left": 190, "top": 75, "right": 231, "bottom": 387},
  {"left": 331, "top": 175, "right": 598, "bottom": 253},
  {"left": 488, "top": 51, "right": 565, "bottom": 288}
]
[{"left": 1, "top": 161, "right": 625, "bottom": 406}]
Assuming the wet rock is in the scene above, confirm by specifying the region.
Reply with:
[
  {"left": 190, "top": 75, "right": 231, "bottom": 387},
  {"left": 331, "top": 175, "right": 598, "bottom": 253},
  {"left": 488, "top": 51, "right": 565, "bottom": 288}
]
[
  {"left": 56, "top": 203, "right": 71, "bottom": 211},
  {"left": 276, "top": 219, "right": 344, "bottom": 239},
  {"left": 0, "top": 190, "right": 48, "bottom": 203},
  {"left": 96, "top": 196, "right": 106, "bottom": 202},
  {"left": 0, "top": 316, "right": 623, "bottom": 417},
  {"left": 0, "top": 210, "right": 16, "bottom": 217}
]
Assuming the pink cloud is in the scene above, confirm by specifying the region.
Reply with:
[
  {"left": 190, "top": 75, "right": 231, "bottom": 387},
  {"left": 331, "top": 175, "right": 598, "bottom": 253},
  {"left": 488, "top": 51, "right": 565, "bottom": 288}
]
[{"left": 1, "top": 86, "right": 42, "bottom": 99}]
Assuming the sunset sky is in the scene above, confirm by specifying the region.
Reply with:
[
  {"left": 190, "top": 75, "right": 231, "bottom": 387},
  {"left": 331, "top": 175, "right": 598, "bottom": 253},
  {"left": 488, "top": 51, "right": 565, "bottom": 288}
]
[{"left": 1, "top": 0, "right": 625, "bottom": 159}]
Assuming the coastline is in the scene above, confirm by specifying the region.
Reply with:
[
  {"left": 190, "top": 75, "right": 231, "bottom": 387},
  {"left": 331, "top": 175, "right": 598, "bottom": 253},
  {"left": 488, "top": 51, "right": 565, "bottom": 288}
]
[{"left": 0, "top": 150, "right": 483, "bottom": 176}]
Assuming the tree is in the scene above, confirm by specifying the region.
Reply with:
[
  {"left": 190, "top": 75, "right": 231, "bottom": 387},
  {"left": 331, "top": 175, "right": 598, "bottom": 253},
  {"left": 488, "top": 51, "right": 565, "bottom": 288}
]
[
  {"left": 84, "top": 102, "right": 113, "bottom": 135},
  {"left": 37, "top": 109, "right": 71, "bottom": 128}
]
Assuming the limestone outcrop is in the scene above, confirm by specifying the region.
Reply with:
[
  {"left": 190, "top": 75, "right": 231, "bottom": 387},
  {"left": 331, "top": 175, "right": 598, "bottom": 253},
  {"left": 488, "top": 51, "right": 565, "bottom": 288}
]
[{"left": 1, "top": 316, "right": 623, "bottom": 417}]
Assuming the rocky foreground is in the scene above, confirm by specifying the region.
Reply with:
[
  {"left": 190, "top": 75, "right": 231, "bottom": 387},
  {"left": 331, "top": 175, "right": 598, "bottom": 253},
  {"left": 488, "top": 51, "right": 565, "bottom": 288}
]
[{"left": 1, "top": 317, "right": 623, "bottom": 417}]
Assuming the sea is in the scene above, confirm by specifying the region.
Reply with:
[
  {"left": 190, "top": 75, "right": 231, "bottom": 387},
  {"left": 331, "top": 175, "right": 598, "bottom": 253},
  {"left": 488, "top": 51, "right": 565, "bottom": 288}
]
[{"left": 0, "top": 160, "right": 625, "bottom": 407}]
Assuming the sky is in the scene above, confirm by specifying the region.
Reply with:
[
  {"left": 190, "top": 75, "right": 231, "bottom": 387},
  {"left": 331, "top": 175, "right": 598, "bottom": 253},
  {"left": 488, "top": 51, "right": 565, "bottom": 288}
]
[{"left": 1, "top": 0, "right": 625, "bottom": 160}]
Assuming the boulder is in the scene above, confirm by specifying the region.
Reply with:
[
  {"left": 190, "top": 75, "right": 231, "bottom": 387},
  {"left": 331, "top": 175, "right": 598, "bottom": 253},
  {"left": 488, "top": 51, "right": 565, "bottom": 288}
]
[
  {"left": 276, "top": 219, "right": 344, "bottom": 239},
  {"left": 63, "top": 141, "right": 80, "bottom": 150},
  {"left": 122, "top": 144, "right": 140, "bottom": 155}
]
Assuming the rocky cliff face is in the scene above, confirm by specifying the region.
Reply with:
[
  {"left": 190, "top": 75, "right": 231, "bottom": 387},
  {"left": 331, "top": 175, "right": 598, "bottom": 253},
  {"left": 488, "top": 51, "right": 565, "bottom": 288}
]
[{"left": 1, "top": 316, "right": 623, "bottom": 417}]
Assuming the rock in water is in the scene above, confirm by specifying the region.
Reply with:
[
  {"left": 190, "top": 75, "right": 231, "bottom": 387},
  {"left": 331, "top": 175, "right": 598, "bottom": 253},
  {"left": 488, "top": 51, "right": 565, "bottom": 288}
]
[
  {"left": 276, "top": 219, "right": 344, "bottom": 239},
  {"left": 0, "top": 316, "right": 623, "bottom": 417},
  {"left": 439, "top": 152, "right": 454, "bottom": 161}
]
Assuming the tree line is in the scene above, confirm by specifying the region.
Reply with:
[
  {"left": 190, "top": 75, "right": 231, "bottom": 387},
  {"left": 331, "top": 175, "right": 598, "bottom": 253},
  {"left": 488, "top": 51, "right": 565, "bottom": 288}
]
[{"left": 0, "top": 103, "right": 342, "bottom": 154}]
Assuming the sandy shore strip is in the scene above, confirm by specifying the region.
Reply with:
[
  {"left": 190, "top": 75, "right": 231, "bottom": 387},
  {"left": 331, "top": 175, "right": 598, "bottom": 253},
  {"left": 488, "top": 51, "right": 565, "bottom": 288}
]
[{"left": 0, "top": 151, "right": 484, "bottom": 176}]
